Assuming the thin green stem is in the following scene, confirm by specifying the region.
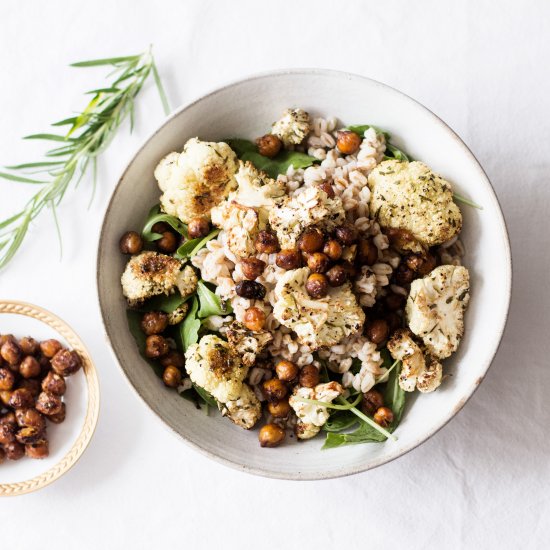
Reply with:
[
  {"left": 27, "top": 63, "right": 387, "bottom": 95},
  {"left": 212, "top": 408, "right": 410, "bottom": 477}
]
[
  {"left": 453, "top": 192, "right": 483, "bottom": 210},
  {"left": 336, "top": 396, "right": 397, "bottom": 441}
]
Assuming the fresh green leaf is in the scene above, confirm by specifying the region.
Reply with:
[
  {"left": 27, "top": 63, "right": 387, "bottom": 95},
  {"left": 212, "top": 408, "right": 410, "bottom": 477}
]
[
  {"left": 323, "top": 410, "right": 358, "bottom": 433},
  {"left": 0, "top": 172, "right": 46, "bottom": 184},
  {"left": 174, "top": 228, "right": 220, "bottom": 259},
  {"left": 225, "top": 138, "right": 257, "bottom": 155},
  {"left": 385, "top": 142, "right": 409, "bottom": 162},
  {"left": 453, "top": 193, "right": 483, "bottom": 210},
  {"left": 126, "top": 309, "right": 164, "bottom": 377},
  {"left": 142, "top": 204, "right": 187, "bottom": 241},
  {"left": 383, "top": 359, "right": 406, "bottom": 427},
  {"left": 23, "top": 133, "right": 73, "bottom": 142},
  {"left": 197, "top": 281, "right": 232, "bottom": 318},
  {"left": 180, "top": 296, "right": 201, "bottom": 350},
  {"left": 142, "top": 292, "right": 191, "bottom": 313},
  {"left": 193, "top": 384, "right": 217, "bottom": 407},
  {"left": 5, "top": 161, "right": 63, "bottom": 170},
  {"left": 70, "top": 55, "right": 141, "bottom": 67}
]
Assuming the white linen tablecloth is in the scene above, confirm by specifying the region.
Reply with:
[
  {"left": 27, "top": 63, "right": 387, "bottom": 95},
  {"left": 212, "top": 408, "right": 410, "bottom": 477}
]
[{"left": 0, "top": 1, "right": 548, "bottom": 548}]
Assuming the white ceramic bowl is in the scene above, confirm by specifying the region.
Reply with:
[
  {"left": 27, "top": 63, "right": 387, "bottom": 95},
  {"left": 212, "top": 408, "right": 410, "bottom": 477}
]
[{"left": 97, "top": 69, "right": 511, "bottom": 480}]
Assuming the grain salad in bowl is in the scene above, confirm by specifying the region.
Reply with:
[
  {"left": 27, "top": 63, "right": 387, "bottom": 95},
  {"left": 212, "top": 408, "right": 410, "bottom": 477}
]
[{"left": 118, "top": 108, "right": 471, "bottom": 450}]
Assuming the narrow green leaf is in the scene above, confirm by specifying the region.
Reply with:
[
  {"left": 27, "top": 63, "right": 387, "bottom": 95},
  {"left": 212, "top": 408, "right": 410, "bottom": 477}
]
[
  {"left": 197, "top": 281, "right": 232, "bottom": 318},
  {"left": 23, "top": 133, "right": 72, "bottom": 142},
  {"left": 453, "top": 193, "right": 483, "bottom": 210},
  {"left": 174, "top": 228, "right": 220, "bottom": 259},
  {"left": 0, "top": 172, "right": 46, "bottom": 184},
  {"left": 51, "top": 117, "right": 78, "bottom": 127},
  {"left": 180, "top": 296, "right": 201, "bottom": 351},
  {"left": 70, "top": 55, "right": 141, "bottom": 67},
  {"left": 152, "top": 61, "right": 170, "bottom": 115},
  {"left": 5, "top": 161, "right": 63, "bottom": 170},
  {"left": 193, "top": 384, "right": 217, "bottom": 407},
  {"left": 142, "top": 204, "right": 187, "bottom": 241}
]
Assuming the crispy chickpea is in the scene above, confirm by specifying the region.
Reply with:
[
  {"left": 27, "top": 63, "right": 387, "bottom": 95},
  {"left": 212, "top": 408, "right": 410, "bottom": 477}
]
[
  {"left": 51, "top": 349, "right": 82, "bottom": 377},
  {"left": 141, "top": 311, "right": 169, "bottom": 336},
  {"left": 156, "top": 231, "right": 178, "bottom": 253},
  {"left": 299, "top": 365, "right": 320, "bottom": 388},
  {"left": 318, "top": 180, "right": 335, "bottom": 198},
  {"left": 361, "top": 389, "right": 385, "bottom": 416},
  {"left": 298, "top": 228, "right": 325, "bottom": 253},
  {"left": 365, "top": 319, "right": 390, "bottom": 345},
  {"left": 0, "top": 367, "right": 15, "bottom": 390},
  {"left": 305, "top": 273, "right": 329, "bottom": 298},
  {"left": 357, "top": 238, "right": 378, "bottom": 266},
  {"left": 394, "top": 263, "right": 415, "bottom": 285},
  {"left": 25, "top": 440, "right": 49, "bottom": 459},
  {"left": 385, "top": 292, "right": 405, "bottom": 311},
  {"left": 235, "top": 280, "right": 267, "bottom": 300},
  {"left": 48, "top": 402, "right": 66, "bottom": 424},
  {"left": 0, "top": 390, "right": 13, "bottom": 406},
  {"left": 8, "top": 388, "right": 34, "bottom": 409},
  {"left": 240, "top": 258, "right": 266, "bottom": 280},
  {"left": 334, "top": 224, "right": 358, "bottom": 246},
  {"left": 119, "top": 231, "right": 143, "bottom": 255},
  {"left": 19, "top": 336, "right": 39, "bottom": 356},
  {"left": 188, "top": 217, "right": 211, "bottom": 239},
  {"left": 16, "top": 408, "right": 46, "bottom": 430},
  {"left": 255, "top": 230, "right": 279, "bottom": 254},
  {"left": 144, "top": 335, "right": 170, "bottom": 359},
  {"left": 40, "top": 339, "right": 63, "bottom": 359},
  {"left": 276, "top": 249, "right": 302, "bottom": 270},
  {"left": 37, "top": 354, "right": 51, "bottom": 376},
  {"left": 259, "top": 423, "right": 285, "bottom": 448},
  {"left": 0, "top": 334, "right": 16, "bottom": 347},
  {"left": 323, "top": 239, "right": 343, "bottom": 261},
  {"left": 19, "top": 356, "right": 41, "bottom": 379},
  {"left": 159, "top": 351, "right": 185, "bottom": 370},
  {"left": 0, "top": 423, "right": 16, "bottom": 445},
  {"left": 18, "top": 379, "right": 41, "bottom": 398},
  {"left": 151, "top": 221, "right": 170, "bottom": 234},
  {"left": 0, "top": 411, "right": 17, "bottom": 428},
  {"left": 267, "top": 399, "right": 291, "bottom": 418},
  {"left": 256, "top": 134, "right": 282, "bottom": 158},
  {"left": 243, "top": 307, "right": 266, "bottom": 332},
  {"left": 35, "top": 392, "right": 63, "bottom": 416},
  {"left": 262, "top": 378, "right": 288, "bottom": 402},
  {"left": 374, "top": 406, "right": 394, "bottom": 428},
  {"left": 162, "top": 366, "right": 182, "bottom": 388},
  {"left": 307, "top": 252, "right": 330, "bottom": 274},
  {"left": 1, "top": 339, "right": 21, "bottom": 365},
  {"left": 336, "top": 130, "right": 362, "bottom": 155},
  {"left": 275, "top": 360, "right": 299, "bottom": 382},
  {"left": 41, "top": 371, "right": 66, "bottom": 396},
  {"left": 16, "top": 426, "right": 45, "bottom": 445},
  {"left": 4, "top": 441, "right": 25, "bottom": 460}
]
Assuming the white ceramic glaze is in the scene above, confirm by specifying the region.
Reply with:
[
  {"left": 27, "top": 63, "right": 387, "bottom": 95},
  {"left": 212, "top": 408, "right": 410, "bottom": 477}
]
[{"left": 97, "top": 70, "right": 511, "bottom": 480}]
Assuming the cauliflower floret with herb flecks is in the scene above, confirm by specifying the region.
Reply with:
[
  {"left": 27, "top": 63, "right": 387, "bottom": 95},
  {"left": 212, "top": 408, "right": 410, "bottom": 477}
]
[
  {"left": 295, "top": 421, "right": 321, "bottom": 440},
  {"left": 155, "top": 138, "right": 238, "bottom": 223},
  {"left": 268, "top": 186, "right": 346, "bottom": 249},
  {"left": 225, "top": 321, "right": 273, "bottom": 367},
  {"left": 273, "top": 268, "right": 365, "bottom": 350},
  {"left": 368, "top": 160, "right": 462, "bottom": 247},
  {"left": 176, "top": 265, "right": 198, "bottom": 299},
  {"left": 387, "top": 329, "right": 427, "bottom": 392},
  {"left": 416, "top": 356, "right": 443, "bottom": 393},
  {"left": 271, "top": 108, "right": 311, "bottom": 147},
  {"left": 121, "top": 252, "right": 182, "bottom": 307},
  {"left": 406, "top": 265, "right": 470, "bottom": 359},
  {"left": 219, "top": 383, "right": 261, "bottom": 429},
  {"left": 232, "top": 161, "right": 286, "bottom": 209},
  {"left": 290, "top": 381, "right": 343, "bottom": 439},
  {"left": 184, "top": 335, "right": 248, "bottom": 403}
]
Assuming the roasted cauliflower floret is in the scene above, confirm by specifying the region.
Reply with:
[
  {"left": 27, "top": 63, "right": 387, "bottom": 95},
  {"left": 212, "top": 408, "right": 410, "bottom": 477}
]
[
  {"left": 232, "top": 161, "right": 286, "bottom": 209},
  {"left": 268, "top": 186, "right": 346, "bottom": 249},
  {"left": 272, "top": 108, "right": 311, "bottom": 147},
  {"left": 387, "top": 329, "right": 427, "bottom": 392},
  {"left": 368, "top": 160, "right": 462, "bottom": 247},
  {"left": 273, "top": 268, "right": 365, "bottom": 350},
  {"left": 155, "top": 138, "right": 238, "bottom": 223},
  {"left": 416, "top": 356, "right": 443, "bottom": 393},
  {"left": 406, "top": 265, "right": 470, "bottom": 359},
  {"left": 226, "top": 321, "right": 273, "bottom": 367},
  {"left": 184, "top": 335, "right": 248, "bottom": 403},
  {"left": 167, "top": 303, "right": 189, "bottom": 325},
  {"left": 219, "top": 383, "right": 262, "bottom": 429},
  {"left": 176, "top": 265, "right": 198, "bottom": 299},
  {"left": 290, "top": 381, "right": 343, "bottom": 439},
  {"left": 121, "top": 252, "right": 182, "bottom": 307}
]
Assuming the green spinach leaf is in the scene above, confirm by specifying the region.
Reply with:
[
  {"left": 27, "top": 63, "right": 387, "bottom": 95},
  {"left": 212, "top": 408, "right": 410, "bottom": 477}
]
[
  {"left": 174, "top": 228, "right": 220, "bottom": 259},
  {"left": 141, "top": 292, "right": 190, "bottom": 313},
  {"left": 323, "top": 410, "right": 358, "bottom": 433},
  {"left": 142, "top": 204, "right": 187, "bottom": 241},
  {"left": 197, "top": 281, "right": 232, "bottom": 318},
  {"left": 384, "top": 142, "right": 410, "bottom": 162},
  {"left": 180, "top": 296, "right": 201, "bottom": 351},
  {"left": 193, "top": 384, "right": 218, "bottom": 407}
]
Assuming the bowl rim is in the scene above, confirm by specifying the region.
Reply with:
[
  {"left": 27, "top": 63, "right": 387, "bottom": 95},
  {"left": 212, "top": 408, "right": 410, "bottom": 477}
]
[
  {"left": 0, "top": 300, "right": 100, "bottom": 495},
  {"left": 97, "top": 68, "right": 512, "bottom": 480}
]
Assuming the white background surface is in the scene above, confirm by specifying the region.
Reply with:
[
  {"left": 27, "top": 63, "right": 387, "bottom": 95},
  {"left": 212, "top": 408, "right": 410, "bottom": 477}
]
[{"left": 0, "top": 1, "right": 548, "bottom": 548}]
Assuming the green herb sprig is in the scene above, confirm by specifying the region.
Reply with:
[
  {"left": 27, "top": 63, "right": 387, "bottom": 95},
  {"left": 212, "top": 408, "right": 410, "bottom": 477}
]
[{"left": 0, "top": 47, "right": 169, "bottom": 269}]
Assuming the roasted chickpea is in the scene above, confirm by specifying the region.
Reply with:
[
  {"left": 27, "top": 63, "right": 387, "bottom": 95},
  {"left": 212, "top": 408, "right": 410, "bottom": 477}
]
[
  {"left": 255, "top": 230, "right": 279, "bottom": 254},
  {"left": 19, "top": 356, "right": 41, "bottom": 379},
  {"left": 305, "top": 273, "right": 329, "bottom": 298},
  {"left": 325, "top": 265, "right": 347, "bottom": 289},
  {"left": 18, "top": 379, "right": 41, "bottom": 398},
  {"left": 262, "top": 378, "right": 288, "bottom": 402},
  {"left": 162, "top": 366, "right": 182, "bottom": 388},
  {"left": 361, "top": 389, "right": 385, "bottom": 416},
  {"left": 336, "top": 130, "right": 361, "bottom": 155},
  {"left": 16, "top": 426, "right": 45, "bottom": 445},
  {"left": 318, "top": 180, "right": 335, "bottom": 198},
  {"left": 156, "top": 231, "right": 178, "bottom": 253},
  {"left": 48, "top": 402, "right": 66, "bottom": 424},
  {"left": 335, "top": 224, "right": 358, "bottom": 246},
  {"left": 19, "top": 336, "right": 39, "bottom": 356},
  {"left": 0, "top": 367, "right": 15, "bottom": 390},
  {"left": 235, "top": 280, "right": 267, "bottom": 300},
  {"left": 275, "top": 360, "right": 299, "bottom": 382},
  {"left": 365, "top": 319, "right": 390, "bottom": 345},
  {"left": 394, "top": 263, "right": 415, "bottom": 285},
  {"left": 51, "top": 349, "right": 82, "bottom": 377},
  {"left": 256, "top": 134, "right": 282, "bottom": 158},
  {"left": 144, "top": 335, "right": 170, "bottom": 359},
  {"left": 25, "top": 440, "right": 49, "bottom": 459},
  {"left": 385, "top": 292, "right": 405, "bottom": 311},
  {"left": 299, "top": 365, "right": 320, "bottom": 388},
  {"left": 119, "top": 231, "right": 143, "bottom": 255},
  {"left": 35, "top": 392, "right": 63, "bottom": 416},
  {"left": 4, "top": 441, "right": 25, "bottom": 460},
  {"left": 243, "top": 307, "right": 266, "bottom": 332},
  {"left": 0, "top": 423, "right": 16, "bottom": 445},
  {"left": 151, "top": 221, "right": 170, "bottom": 234},
  {"left": 357, "top": 238, "right": 378, "bottom": 266},
  {"left": 0, "top": 334, "right": 16, "bottom": 347},
  {"left": 259, "top": 423, "right": 285, "bottom": 448},
  {"left": 1, "top": 339, "right": 21, "bottom": 365},
  {"left": 186, "top": 217, "right": 210, "bottom": 239},
  {"left": 16, "top": 408, "right": 46, "bottom": 430},
  {"left": 276, "top": 249, "right": 302, "bottom": 270},
  {"left": 323, "top": 239, "right": 343, "bottom": 261},
  {"left": 159, "top": 351, "right": 185, "bottom": 370},
  {"left": 40, "top": 339, "right": 63, "bottom": 359},
  {"left": 374, "top": 406, "right": 394, "bottom": 428},
  {"left": 240, "top": 258, "right": 266, "bottom": 280},
  {"left": 0, "top": 390, "right": 13, "bottom": 406},
  {"left": 0, "top": 411, "right": 17, "bottom": 428},
  {"left": 267, "top": 399, "right": 291, "bottom": 418},
  {"left": 385, "top": 312, "right": 402, "bottom": 332},
  {"left": 41, "top": 371, "right": 66, "bottom": 396},
  {"left": 298, "top": 228, "right": 325, "bottom": 253},
  {"left": 9, "top": 388, "right": 34, "bottom": 409},
  {"left": 37, "top": 354, "right": 51, "bottom": 376},
  {"left": 307, "top": 252, "right": 330, "bottom": 274},
  {"left": 140, "top": 311, "right": 169, "bottom": 336}
]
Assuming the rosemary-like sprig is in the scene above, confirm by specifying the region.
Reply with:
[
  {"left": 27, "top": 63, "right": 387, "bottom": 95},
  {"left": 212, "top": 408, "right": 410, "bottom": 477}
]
[{"left": 0, "top": 46, "right": 169, "bottom": 269}]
